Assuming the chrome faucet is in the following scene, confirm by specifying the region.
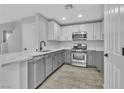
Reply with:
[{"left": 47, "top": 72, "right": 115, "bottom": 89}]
[{"left": 40, "top": 41, "right": 46, "bottom": 51}]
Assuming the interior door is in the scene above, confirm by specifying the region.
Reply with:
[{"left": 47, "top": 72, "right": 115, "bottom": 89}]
[{"left": 104, "top": 4, "right": 124, "bottom": 89}]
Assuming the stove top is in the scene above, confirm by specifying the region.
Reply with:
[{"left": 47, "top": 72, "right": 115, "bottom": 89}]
[{"left": 71, "top": 49, "right": 87, "bottom": 53}]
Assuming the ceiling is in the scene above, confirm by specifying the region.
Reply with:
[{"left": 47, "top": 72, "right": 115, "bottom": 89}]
[{"left": 0, "top": 4, "right": 104, "bottom": 25}]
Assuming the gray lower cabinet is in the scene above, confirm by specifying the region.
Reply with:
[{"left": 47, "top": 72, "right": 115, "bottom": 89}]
[
  {"left": 96, "top": 51, "right": 104, "bottom": 72},
  {"left": 28, "top": 50, "right": 69, "bottom": 89},
  {"left": 65, "top": 50, "right": 71, "bottom": 64},
  {"left": 87, "top": 50, "right": 96, "bottom": 67},
  {"left": 28, "top": 59, "right": 35, "bottom": 89},
  {"left": 87, "top": 50, "right": 104, "bottom": 72},
  {"left": 52, "top": 52, "right": 58, "bottom": 71},
  {"left": 57, "top": 51, "right": 63, "bottom": 66},
  {"left": 87, "top": 51, "right": 93, "bottom": 66},
  {"left": 61, "top": 50, "right": 65, "bottom": 64},
  {"left": 45, "top": 53, "right": 53, "bottom": 78},
  {"left": 92, "top": 51, "right": 96, "bottom": 67},
  {"left": 28, "top": 55, "right": 45, "bottom": 89}
]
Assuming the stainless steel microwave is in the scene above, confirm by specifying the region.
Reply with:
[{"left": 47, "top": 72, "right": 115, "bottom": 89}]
[{"left": 72, "top": 31, "right": 87, "bottom": 41}]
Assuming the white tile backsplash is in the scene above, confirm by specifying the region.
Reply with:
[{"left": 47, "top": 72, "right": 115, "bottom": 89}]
[
  {"left": 45, "top": 41, "right": 60, "bottom": 50},
  {"left": 58, "top": 40, "right": 104, "bottom": 51}
]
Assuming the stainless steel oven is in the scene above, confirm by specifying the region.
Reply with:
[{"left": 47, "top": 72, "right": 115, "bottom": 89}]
[
  {"left": 71, "top": 51, "right": 87, "bottom": 67},
  {"left": 71, "top": 43, "right": 87, "bottom": 67}
]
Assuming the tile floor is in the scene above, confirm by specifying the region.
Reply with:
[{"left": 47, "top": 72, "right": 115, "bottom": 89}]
[{"left": 38, "top": 64, "right": 103, "bottom": 89}]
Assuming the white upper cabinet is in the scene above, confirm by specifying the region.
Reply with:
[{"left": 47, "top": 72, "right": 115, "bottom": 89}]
[
  {"left": 60, "top": 26, "right": 72, "bottom": 41},
  {"left": 50, "top": 21, "right": 103, "bottom": 41},
  {"left": 93, "top": 22, "right": 103, "bottom": 40},
  {"left": 80, "top": 24, "right": 94, "bottom": 40},
  {"left": 48, "top": 21, "right": 60, "bottom": 41},
  {"left": 72, "top": 25, "right": 80, "bottom": 32}
]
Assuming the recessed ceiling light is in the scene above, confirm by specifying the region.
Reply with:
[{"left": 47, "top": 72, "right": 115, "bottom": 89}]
[
  {"left": 62, "top": 17, "right": 66, "bottom": 20},
  {"left": 78, "top": 14, "right": 83, "bottom": 18}
]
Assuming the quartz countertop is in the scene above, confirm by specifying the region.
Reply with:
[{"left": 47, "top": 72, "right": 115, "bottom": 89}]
[
  {"left": 87, "top": 49, "right": 104, "bottom": 51},
  {"left": 0, "top": 48, "right": 65, "bottom": 67}
]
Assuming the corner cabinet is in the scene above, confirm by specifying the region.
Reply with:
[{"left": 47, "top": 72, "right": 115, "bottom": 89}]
[
  {"left": 48, "top": 21, "right": 60, "bottom": 41},
  {"left": 64, "top": 50, "right": 71, "bottom": 64},
  {"left": 87, "top": 50, "right": 104, "bottom": 72}
]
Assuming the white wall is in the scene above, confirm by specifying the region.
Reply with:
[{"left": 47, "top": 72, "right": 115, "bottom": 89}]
[
  {"left": 0, "top": 21, "right": 22, "bottom": 54},
  {"left": 7, "top": 22, "right": 22, "bottom": 53}
]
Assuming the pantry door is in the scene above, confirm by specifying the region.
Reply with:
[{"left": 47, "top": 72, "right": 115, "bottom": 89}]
[{"left": 104, "top": 4, "right": 124, "bottom": 89}]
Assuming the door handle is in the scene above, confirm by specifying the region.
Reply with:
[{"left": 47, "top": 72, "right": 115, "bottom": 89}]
[{"left": 104, "top": 53, "right": 109, "bottom": 57}]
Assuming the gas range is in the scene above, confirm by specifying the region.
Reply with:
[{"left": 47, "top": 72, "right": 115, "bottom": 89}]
[
  {"left": 71, "top": 43, "right": 87, "bottom": 52},
  {"left": 71, "top": 43, "right": 87, "bottom": 67}
]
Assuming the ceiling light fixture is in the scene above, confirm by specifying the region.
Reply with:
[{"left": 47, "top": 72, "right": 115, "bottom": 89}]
[
  {"left": 64, "top": 4, "right": 73, "bottom": 10},
  {"left": 78, "top": 14, "right": 83, "bottom": 18},
  {"left": 62, "top": 17, "right": 66, "bottom": 20}
]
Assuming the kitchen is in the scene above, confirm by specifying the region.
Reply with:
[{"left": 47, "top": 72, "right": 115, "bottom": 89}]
[{"left": 0, "top": 4, "right": 123, "bottom": 89}]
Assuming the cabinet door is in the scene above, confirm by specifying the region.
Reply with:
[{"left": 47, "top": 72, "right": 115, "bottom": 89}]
[
  {"left": 101, "top": 22, "right": 104, "bottom": 40},
  {"left": 60, "top": 26, "right": 72, "bottom": 41},
  {"left": 28, "top": 60, "right": 35, "bottom": 89},
  {"left": 61, "top": 50, "right": 65, "bottom": 63},
  {"left": 34, "top": 57, "right": 45, "bottom": 88},
  {"left": 85, "top": 24, "right": 94, "bottom": 40},
  {"left": 45, "top": 54, "right": 53, "bottom": 77},
  {"left": 56, "top": 24, "right": 61, "bottom": 41},
  {"left": 80, "top": 24, "right": 87, "bottom": 31},
  {"left": 87, "top": 51, "right": 96, "bottom": 67},
  {"left": 93, "top": 23, "right": 102, "bottom": 40},
  {"left": 52, "top": 53, "right": 58, "bottom": 71},
  {"left": 67, "top": 26, "right": 73, "bottom": 41},
  {"left": 48, "top": 21, "right": 60, "bottom": 41},
  {"left": 65, "top": 50, "right": 71, "bottom": 64},
  {"left": 96, "top": 51, "right": 104, "bottom": 72},
  {"left": 72, "top": 25, "right": 80, "bottom": 32},
  {"left": 22, "top": 23, "right": 38, "bottom": 51},
  {"left": 92, "top": 51, "right": 96, "bottom": 67},
  {"left": 60, "top": 27, "right": 65, "bottom": 41},
  {"left": 54, "top": 23, "right": 58, "bottom": 40},
  {"left": 48, "top": 22, "right": 54, "bottom": 40},
  {"left": 57, "top": 51, "right": 64, "bottom": 66},
  {"left": 87, "top": 51, "right": 93, "bottom": 66}
]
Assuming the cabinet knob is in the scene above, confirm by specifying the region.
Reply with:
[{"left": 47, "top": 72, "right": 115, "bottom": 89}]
[
  {"left": 24, "top": 48, "right": 27, "bottom": 50},
  {"left": 104, "top": 53, "right": 108, "bottom": 57}
]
